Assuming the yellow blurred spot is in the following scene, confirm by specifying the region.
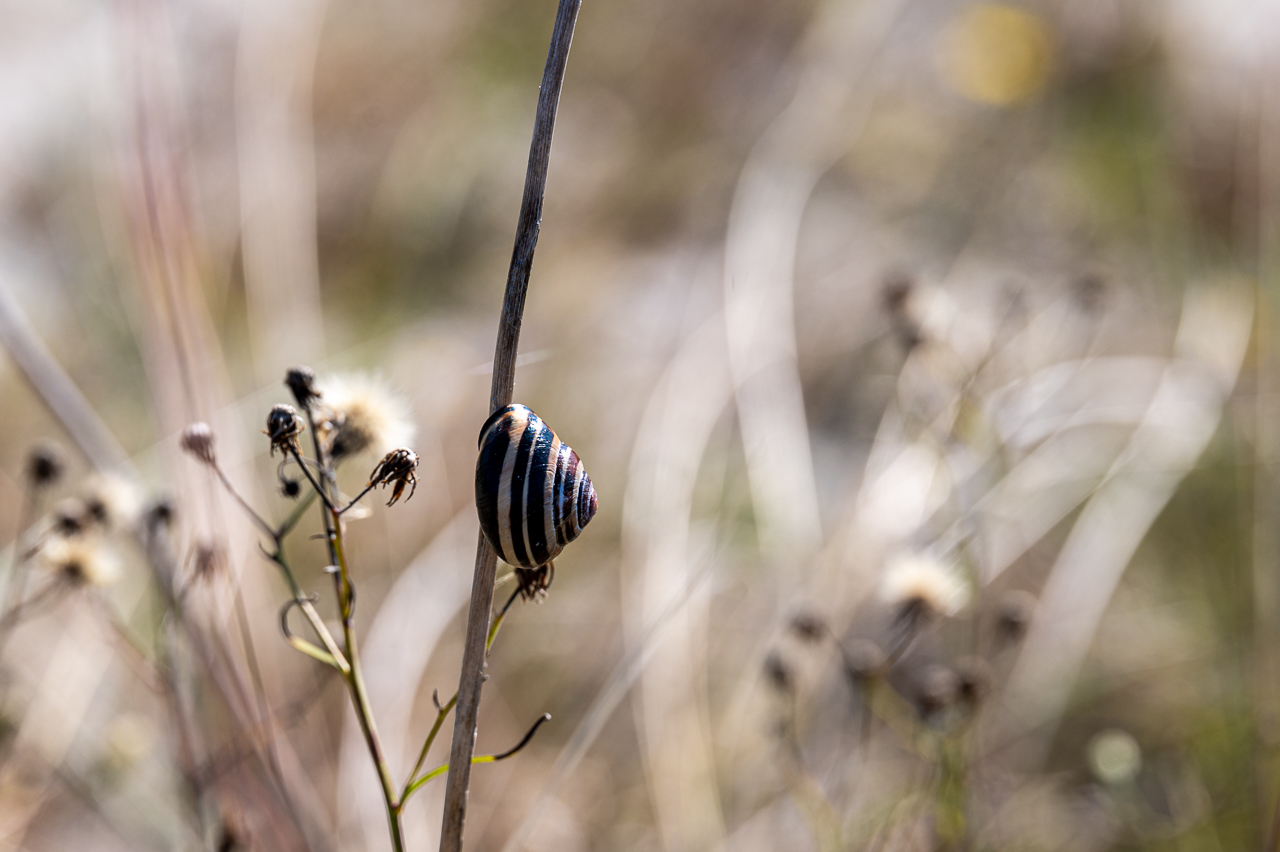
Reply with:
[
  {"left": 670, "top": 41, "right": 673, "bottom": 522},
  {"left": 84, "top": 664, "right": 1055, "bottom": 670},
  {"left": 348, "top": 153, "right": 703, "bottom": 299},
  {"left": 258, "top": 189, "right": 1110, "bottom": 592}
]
[{"left": 941, "top": 4, "right": 1054, "bottom": 106}]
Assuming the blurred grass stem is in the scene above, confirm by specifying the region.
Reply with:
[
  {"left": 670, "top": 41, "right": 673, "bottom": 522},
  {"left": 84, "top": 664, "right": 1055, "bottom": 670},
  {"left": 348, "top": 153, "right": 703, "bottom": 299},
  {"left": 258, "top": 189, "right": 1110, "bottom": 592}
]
[{"left": 440, "top": 0, "right": 581, "bottom": 848}]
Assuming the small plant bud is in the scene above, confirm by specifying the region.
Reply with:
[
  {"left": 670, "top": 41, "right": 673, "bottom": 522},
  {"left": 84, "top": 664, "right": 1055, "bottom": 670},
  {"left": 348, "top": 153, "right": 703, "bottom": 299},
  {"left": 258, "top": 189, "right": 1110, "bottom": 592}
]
[
  {"left": 180, "top": 423, "right": 217, "bottom": 465},
  {"left": 789, "top": 612, "right": 827, "bottom": 644},
  {"left": 264, "top": 405, "right": 304, "bottom": 458},
  {"left": 25, "top": 441, "right": 64, "bottom": 488},
  {"left": 367, "top": 448, "right": 419, "bottom": 506},
  {"left": 842, "top": 639, "right": 886, "bottom": 683},
  {"left": 954, "top": 655, "right": 993, "bottom": 706},
  {"left": 996, "top": 590, "right": 1036, "bottom": 645},
  {"left": 284, "top": 366, "right": 321, "bottom": 410}
]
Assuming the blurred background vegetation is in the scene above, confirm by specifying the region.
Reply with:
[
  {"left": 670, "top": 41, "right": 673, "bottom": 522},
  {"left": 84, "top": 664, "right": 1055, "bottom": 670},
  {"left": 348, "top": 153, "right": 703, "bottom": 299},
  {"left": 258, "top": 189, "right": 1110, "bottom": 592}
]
[{"left": 0, "top": 0, "right": 1274, "bottom": 849}]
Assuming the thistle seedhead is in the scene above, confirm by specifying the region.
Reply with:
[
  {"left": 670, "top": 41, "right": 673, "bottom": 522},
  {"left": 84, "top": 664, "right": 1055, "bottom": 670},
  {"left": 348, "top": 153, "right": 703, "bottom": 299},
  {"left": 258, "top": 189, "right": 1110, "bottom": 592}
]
[
  {"left": 265, "top": 405, "right": 304, "bottom": 458},
  {"left": 25, "top": 441, "right": 64, "bottom": 488},
  {"left": 180, "top": 422, "right": 217, "bottom": 466},
  {"left": 879, "top": 552, "right": 971, "bottom": 624},
  {"left": 315, "top": 372, "right": 415, "bottom": 463},
  {"left": 284, "top": 366, "right": 321, "bottom": 410},
  {"left": 367, "top": 448, "right": 419, "bottom": 506}
]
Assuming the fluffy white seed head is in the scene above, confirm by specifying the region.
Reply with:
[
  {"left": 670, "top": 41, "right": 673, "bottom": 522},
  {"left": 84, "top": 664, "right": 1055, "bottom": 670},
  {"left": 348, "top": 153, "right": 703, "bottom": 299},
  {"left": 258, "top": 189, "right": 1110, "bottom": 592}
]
[
  {"left": 40, "top": 537, "right": 121, "bottom": 587},
  {"left": 315, "top": 372, "right": 416, "bottom": 463},
  {"left": 879, "top": 552, "right": 970, "bottom": 620}
]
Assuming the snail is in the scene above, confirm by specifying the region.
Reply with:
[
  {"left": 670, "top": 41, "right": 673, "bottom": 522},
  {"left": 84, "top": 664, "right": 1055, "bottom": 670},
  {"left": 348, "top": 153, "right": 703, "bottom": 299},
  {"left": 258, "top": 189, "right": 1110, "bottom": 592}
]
[{"left": 475, "top": 404, "right": 597, "bottom": 597}]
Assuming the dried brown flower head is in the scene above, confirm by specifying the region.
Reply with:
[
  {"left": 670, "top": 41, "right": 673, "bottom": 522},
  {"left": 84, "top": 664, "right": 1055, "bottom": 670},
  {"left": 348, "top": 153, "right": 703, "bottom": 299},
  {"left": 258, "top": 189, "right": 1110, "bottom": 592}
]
[
  {"left": 265, "top": 405, "right": 304, "bottom": 457},
  {"left": 284, "top": 366, "right": 321, "bottom": 410},
  {"left": 367, "top": 448, "right": 419, "bottom": 506},
  {"left": 180, "top": 422, "right": 217, "bottom": 465},
  {"left": 25, "top": 441, "right": 64, "bottom": 487}
]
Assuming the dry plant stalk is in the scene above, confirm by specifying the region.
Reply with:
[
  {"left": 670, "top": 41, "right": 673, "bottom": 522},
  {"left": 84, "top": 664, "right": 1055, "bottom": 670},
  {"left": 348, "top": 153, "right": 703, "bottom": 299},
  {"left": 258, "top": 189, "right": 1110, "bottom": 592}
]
[{"left": 439, "top": 0, "right": 583, "bottom": 848}]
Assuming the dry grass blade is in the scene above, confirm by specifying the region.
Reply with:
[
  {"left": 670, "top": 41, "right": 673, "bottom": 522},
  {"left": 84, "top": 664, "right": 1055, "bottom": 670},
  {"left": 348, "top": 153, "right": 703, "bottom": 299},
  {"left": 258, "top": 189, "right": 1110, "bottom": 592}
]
[{"left": 440, "top": 0, "right": 583, "bottom": 848}]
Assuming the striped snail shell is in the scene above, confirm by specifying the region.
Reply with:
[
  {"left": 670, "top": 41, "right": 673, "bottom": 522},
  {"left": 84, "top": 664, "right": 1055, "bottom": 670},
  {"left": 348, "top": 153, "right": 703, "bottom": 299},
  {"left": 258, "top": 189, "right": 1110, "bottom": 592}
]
[{"left": 475, "top": 404, "right": 597, "bottom": 569}]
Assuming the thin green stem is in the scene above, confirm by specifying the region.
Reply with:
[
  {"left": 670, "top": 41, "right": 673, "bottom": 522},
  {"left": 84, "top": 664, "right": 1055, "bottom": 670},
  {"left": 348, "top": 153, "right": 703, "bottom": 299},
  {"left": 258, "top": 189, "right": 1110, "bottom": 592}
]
[
  {"left": 404, "top": 713, "right": 551, "bottom": 805},
  {"left": 403, "top": 691, "right": 458, "bottom": 799},
  {"left": 332, "top": 506, "right": 404, "bottom": 851}
]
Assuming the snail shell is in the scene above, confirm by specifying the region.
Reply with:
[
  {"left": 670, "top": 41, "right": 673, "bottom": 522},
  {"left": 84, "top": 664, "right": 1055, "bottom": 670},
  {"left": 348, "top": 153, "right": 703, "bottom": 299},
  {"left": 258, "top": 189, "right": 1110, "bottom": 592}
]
[{"left": 475, "top": 404, "right": 597, "bottom": 568}]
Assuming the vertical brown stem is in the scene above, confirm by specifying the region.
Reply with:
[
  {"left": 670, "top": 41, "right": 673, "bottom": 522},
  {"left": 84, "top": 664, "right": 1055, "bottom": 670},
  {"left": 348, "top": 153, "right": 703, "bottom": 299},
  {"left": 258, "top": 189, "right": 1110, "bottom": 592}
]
[{"left": 439, "top": 1, "right": 582, "bottom": 849}]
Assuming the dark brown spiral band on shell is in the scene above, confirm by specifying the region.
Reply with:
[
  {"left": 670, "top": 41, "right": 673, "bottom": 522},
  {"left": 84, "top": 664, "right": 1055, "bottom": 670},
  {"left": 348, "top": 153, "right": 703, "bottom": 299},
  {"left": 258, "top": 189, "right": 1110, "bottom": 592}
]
[{"left": 475, "top": 404, "right": 597, "bottom": 569}]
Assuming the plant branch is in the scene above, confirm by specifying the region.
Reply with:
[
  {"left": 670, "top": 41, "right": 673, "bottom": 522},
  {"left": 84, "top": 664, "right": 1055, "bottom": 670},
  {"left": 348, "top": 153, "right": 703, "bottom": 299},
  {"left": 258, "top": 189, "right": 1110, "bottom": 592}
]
[
  {"left": 440, "top": 1, "right": 582, "bottom": 848},
  {"left": 408, "top": 713, "right": 551, "bottom": 804}
]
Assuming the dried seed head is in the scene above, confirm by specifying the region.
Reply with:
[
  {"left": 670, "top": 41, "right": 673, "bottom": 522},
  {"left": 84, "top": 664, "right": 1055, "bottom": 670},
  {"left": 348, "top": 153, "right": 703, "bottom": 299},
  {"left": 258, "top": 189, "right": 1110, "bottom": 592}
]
[
  {"left": 284, "top": 366, "right": 321, "bottom": 410},
  {"left": 367, "top": 448, "right": 419, "bottom": 506},
  {"left": 996, "top": 590, "right": 1036, "bottom": 644},
  {"left": 25, "top": 441, "right": 64, "bottom": 488},
  {"left": 180, "top": 422, "right": 217, "bottom": 465},
  {"left": 280, "top": 477, "right": 301, "bottom": 499},
  {"left": 954, "top": 655, "right": 993, "bottom": 706},
  {"left": 843, "top": 639, "right": 887, "bottom": 682},
  {"left": 789, "top": 612, "right": 827, "bottom": 644},
  {"left": 912, "top": 664, "right": 959, "bottom": 719},
  {"left": 879, "top": 553, "right": 971, "bottom": 623},
  {"left": 41, "top": 537, "right": 120, "bottom": 587},
  {"left": 265, "top": 405, "right": 304, "bottom": 458},
  {"left": 315, "top": 373, "right": 415, "bottom": 462}
]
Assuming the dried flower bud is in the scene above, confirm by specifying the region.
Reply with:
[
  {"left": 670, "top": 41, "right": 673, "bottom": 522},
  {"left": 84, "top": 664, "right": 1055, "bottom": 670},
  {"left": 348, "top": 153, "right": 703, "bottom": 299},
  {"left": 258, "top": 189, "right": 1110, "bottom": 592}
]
[
  {"left": 264, "top": 405, "right": 304, "bottom": 458},
  {"left": 25, "top": 441, "right": 64, "bottom": 487},
  {"left": 790, "top": 612, "right": 827, "bottom": 644},
  {"left": 284, "top": 366, "right": 320, "bottom": 410},
  {"left": 996, "top": 590, "right": 1036, "bottom": 645},
  {"left": 180, "top": 422, "right": 217, "bottom": 465},
  {"left": 280, "top": 477, "right": 301, "bottom": 499},
  {"left": 367, "top": 448, "right": 419, "bottom": 506}
]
